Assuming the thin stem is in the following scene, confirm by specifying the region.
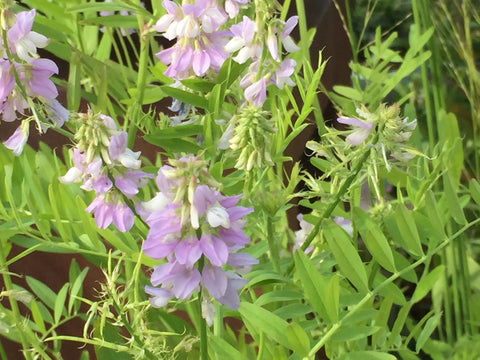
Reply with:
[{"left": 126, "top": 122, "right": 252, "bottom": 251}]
[
  {"left": 127, "top": 17, "right": 151, "bottom": 148},
  {"left": 266, "top": 215, "right": 280, "bottom": 273},
  {"left": 411, "top": 0, "right": 435, "bottom": 152},
  {"left": 0, "top": 243, "right": 31, "bottom": 359},
  {"left": 198, "top": 293, "right": 208, "bottom": 360}
]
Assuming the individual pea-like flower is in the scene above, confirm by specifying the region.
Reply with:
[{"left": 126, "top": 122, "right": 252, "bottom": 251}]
[
  {"left": 225, "top": 0, "right": 250, "bottom": 18},
  {"left": 224, "top": 16, "right": 261, "bottom": 64},
  {"left": 266, "top": 16, "right": 300, "bottom": 61},
  {"left": 7, "top": 9, "right": 49, "bottom": 62},
  {"left": 337, "top": 116, "right": 374, "bottom": 146},
  {"left": 3, "top": 122, "right": 29, "bottom": 156},
  {"left": 142, "top": 156, "right": 257, "bottom": 317},
  {"left": 59, "top": 112, "right": 153, "bottom": 232}
]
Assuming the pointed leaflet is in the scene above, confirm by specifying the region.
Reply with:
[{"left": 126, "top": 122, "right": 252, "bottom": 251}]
[
  {"left": 353, "top": 207, "right": 396, "bottom": 273},
  {"left": 323, "top": 220, "right": 369, "bottom": 293},
  {"left": 294, "top": 250, "right": 335, "bottom": 323},
  {"left": 392, "top": 203, "right": 424, "bottom": 257},
  {"left": 238, "top": 302, "right": 290, "bottom": 348}
]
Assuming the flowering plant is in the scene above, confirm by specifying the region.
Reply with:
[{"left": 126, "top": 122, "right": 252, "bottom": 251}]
[{"left": 1, "top": 0, "right": 480, "bottom": 359}]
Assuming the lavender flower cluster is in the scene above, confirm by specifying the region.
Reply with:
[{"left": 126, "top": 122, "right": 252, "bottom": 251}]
[
  {"left": 139, "top": 156, "right": 257, "bottom": 321},
  {"left": 59, "top": 113, "right": 153, "bottom": 232},
  {"left": 154, "top": 0, "right": 299, "bottom": 106},
  {"left": 1, "top": 9, "right": 67, "bottom": 155}
]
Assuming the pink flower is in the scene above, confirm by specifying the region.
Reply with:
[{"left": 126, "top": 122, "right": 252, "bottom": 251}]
[
  {"left": 7, "top": 10, "right": 49, "bottom": 62},
  {"left": 3, "top": 124, "right": 28, "bottom": 156},
  {"left": 225, "top": 0, "right": 250, "bottom": 18},
  {"left": 154, "top": 0, "right": 229, "bottom": 79},
  {"left": 224, "top": 16, "right": 261, "bottom": 63},
  {"left": 26, "top": 58, "right": 59, "bottom": 99},
  {"left": 337, "top": 116, "right": 373, "bottom": 146}
]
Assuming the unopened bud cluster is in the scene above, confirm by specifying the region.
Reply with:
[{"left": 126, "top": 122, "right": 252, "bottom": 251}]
[{"left": 229, "top": 105, "right": 275, "bottom": 170}]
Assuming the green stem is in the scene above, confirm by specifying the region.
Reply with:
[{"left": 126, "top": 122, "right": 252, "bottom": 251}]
[
  {"left": 301, "top": 144, "right": 372, "bottom": 252},
  {"left": 266, "top": 216, "right": 280, "bottom": 273},
  {"left": 127, "top": 17, "right": 151, "bottom": 148},
  {"left": 198, "top": 293, "right": 208, "bottom": 360},
  {"left": 0, "top": 242, "right": 32, "bottom": 359},
  {"left": 411, "top": 0, "right": 435, "bottom": 152}
]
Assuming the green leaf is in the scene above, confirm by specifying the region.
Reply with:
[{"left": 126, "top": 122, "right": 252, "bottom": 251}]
[
  {"left": 353, "top": 208, "right": 396, "bottom": 272},
  {"left": 333, "top": 85, "right": 363, "bottom": 101},
  {"left": 245, "top": 270, "right": 289, "bottom": 287},
  {"left": 54, "top": 283, "right": 69, "bottom": 324},
  {"left": 26, "top": 276, "right": 57, "bottom": 310},
  {"left": 286, "top": 322, "right": 310, "bottom": 357},
  {"left": 30, "top": 300, "right": 46, "bottom": 334},
  {"left": 68, "top": 267, "right": 89, "bottom": 314},
  {"left": 293, "top": 250, "right": 332, "bottom": 322},
  {"left": 274, "top": 303, "right": 313, "bottom": 320},
  {"left": 159, "top": 86, "right": 208, "bottom": 109},
  {"left": 145, "top": 125, "right": 204, "bottom": 140},
  {"left": 255, "top": 290, "right": 303, "bottom": 307},
  {"left": 415, "top": 313, "right": 441, "bottom": 353},
  {"left": 323, "top": 220, "right": 369, "bottom": 293},
  {"left": 143, "top": 137, "right": 201, "bottom": 154},
  {"left": 217, "top": 57, "right": 249, "bottom": 89},
  {"left": 209, "top": 336, "right": 245, "bottom": 360},
  {"left": 337, "top": 351, "right": 397, "bottom": 360},
  {"left": 81, "top": 15, "right": 138, "bottom": 28},
  {"left": 469, "top": 179, "right": 480, "bottom": 206},
  {"left": 325, "top": 274, "right": 340, "bottom": 323},
  {"left": 181, "top": 78, "right": 215, "bottom": 93},
  {"left": 412, "top": 265, "right": 444, "bottom": 304},
  {"left": 443, "top": 174, "right": 467, "bottom": 225},
  {"left": 424, "top": 191, "right": 446, "bottom": 248},
  {"left": 331, "top": 326, "right": 381, "bottom": 341},
  {"left": 392, "top": 204, "right": 424, "bottom": 257},
  {"left": 238, "top": 302, "right": 289, "bottom": 348}
]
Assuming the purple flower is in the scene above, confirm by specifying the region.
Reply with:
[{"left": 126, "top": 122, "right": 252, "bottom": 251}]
[
  {"left": 243, "top": 78, "right": 267, "bottom": 106},
  {"left": 145, "top": 285, "right": 173, "bottom": 308},
  {"left": 225, "top": 0, "right": 250, "bottom": 18},
  {"left": 175, "top": 236, "right": 202, "bottom": 268},
  {"left": 274, "top": 59, "right": 296, "bottom": 89},
  {"left": 199, "top": 233, "right": 229, "bottom": 266},
  {"left": 85, "top": 196, "right": 115, "bottom": 229},
  {"left": 216, "top": 271, "right": 248, "bottom": 310},
  {"left": 337, "top": 116, "right": 373, "bottom": 146},
  {"left": 115, "top": 170, "right": 153, "bottom": 198},
  {"left": 26, "top": 58, "right": 59, "bottom": 99},
  {"left": 45, "top": 99, "right": 69, "bottom": 127},
  {"left": 150, "top": 261, "right": 201, "bottom": 300},
  {"left": 154, "top": 0, "right": 229, "bottom": 79},
  {"left": 0, "top": 59, "right": 15, "bottom": 103},
  {"left": 227, "top": 252, "right": 258, "bottom": 275},
  {"left": 280, "top": 16, "right": 300, "bottom": 53},
  {"left": 201, "top": 264, "right": 228, "bottom": 299},
  {"left": 143, "top": 157, "right": 256, "bottom": 315},
  {"left": 112, "top": 202, "right": 135, "bottom": 232},
  {"left": 224, "top": 16, "right": 261, "bottom": 64},
  {"left": 3, "top": 124, "right": 28, "bottom": 156},
  {"left": 7, "top": 10, "right": 49, "bottom": 62}
]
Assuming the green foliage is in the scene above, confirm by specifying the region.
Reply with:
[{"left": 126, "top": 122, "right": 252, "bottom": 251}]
[{"left": 1, "top": 0, "right": 480, "bottom": 359}]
